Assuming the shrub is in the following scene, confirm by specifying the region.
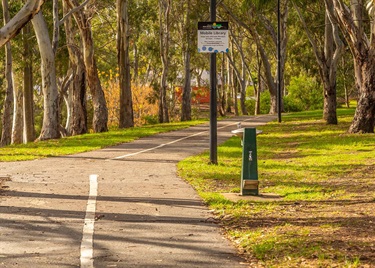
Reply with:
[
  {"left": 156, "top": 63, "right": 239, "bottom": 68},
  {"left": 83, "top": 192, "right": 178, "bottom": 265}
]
[
  {"left": 286, "top": 74, "right": 323, "bottom": 111},
  {"left": 101, "top": 70, "right": 159, "bottom": 127}
]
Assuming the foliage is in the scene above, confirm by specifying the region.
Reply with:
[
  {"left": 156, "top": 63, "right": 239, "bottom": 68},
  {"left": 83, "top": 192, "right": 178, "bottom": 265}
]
[
  {"left": 101, "top": 70, "right": 159, "bottom": 127},
  {"left": 285, "top": 73, "right": 323, "bottom": 112},
  {"left": 178, "top": 108, "right": 375, "bottom": 267}
]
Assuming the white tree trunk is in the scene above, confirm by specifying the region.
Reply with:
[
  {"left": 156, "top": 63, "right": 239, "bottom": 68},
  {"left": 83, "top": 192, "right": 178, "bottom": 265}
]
[
  {"left": 32, "top": 12, "right": 60, "bottom": 140},
  {"left": 22, "top": 24, "right": 36, "bottom": 143}
]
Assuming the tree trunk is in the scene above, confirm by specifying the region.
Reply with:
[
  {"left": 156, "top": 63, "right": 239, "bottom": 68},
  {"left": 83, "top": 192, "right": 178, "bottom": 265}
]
[
  {"left": 158, "top": 0, "right": 170, "bottom": 123},
  {"left": 12, "top": 76, "right": 23, "bottom": 144},
  {"left": 133, "top": 40, "right": 139, "bottom": 82},
  {"left": 327, "top": 0, "right": 375, "bottom": 133},
  {"left": 219, "top": 55, "right": 227, "bottom": 116},
  {"left": 32, "top": 12, "right": 60, "bottom": 140},
  {"left": 349, "top": 54, "right": 375, "bottom": 133},
  {"left": 294, "top": 1, "right": 343, "bottom": 124},
  {"left": 181, "top": 0, "right": 192, "bottom": 121},
  {"left": 68, "top": 0, "right": 108, "bottom": 132},
  {"left": 3, "top": 0, "right": 24, "bottom": 145},
  {"left": 63, "top": 1, "right": 87, "bottom": 136},
  {"left": 226, "top": 57, "right": 233, "bottom": 113},
  {"left": 117, "top": 0, "right": 134, "bottom": 128},
  {"left": 255, "top": 50, "right": 262, "bottom": 115},
  {"left": 1, "top": 0, "right": 14, "bottom": 147},
  {"left": 220, "top": 3, "right": 282, "bottom": 115},
  {"left": 22, "top": 24, "right": 36, "bottom": 143},
  {"left": 181, "top": 49, "right": 192, "bottom": 121},
  {"left": 240, "top": 60, "right": 248, "bottom": 115},
  {"left": 323, "top": 9, "right": 339, "bottom": 124}
]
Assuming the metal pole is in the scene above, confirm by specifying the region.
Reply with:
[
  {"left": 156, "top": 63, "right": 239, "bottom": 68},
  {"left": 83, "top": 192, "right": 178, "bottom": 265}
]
[
  {"left": 210, "top": 0, "right": 218, "bottom": 164},
  {"left": 277, "top": 0, "right": 282, "bottom": 123}
]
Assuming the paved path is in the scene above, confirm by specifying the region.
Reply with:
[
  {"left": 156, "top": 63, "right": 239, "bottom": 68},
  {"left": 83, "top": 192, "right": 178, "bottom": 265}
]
[{"left": 0, "top": 115, "right": 275, "bottom": 267}]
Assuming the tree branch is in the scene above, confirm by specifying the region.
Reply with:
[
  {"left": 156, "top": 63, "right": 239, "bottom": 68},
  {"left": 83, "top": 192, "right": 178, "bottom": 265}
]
[
  {"left": 0, "top": 0, "right": 45, "bottom": 47},
  {"left": 59, "top": 0, "right": 90, "bottom": 26}
]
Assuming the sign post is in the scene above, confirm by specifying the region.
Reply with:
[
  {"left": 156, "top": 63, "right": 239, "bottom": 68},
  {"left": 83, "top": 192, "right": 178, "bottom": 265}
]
[{"left": 198, "top": 2, "right": 228, "bottom": 164}]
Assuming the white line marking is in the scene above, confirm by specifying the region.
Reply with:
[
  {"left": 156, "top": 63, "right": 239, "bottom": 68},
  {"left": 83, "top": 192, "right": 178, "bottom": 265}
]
[
  {"left": 112, "top": 116, "right": 268, "bottom": 160},
  {"left": 80, "top": 174, "right": 98, "bottom": 268}
]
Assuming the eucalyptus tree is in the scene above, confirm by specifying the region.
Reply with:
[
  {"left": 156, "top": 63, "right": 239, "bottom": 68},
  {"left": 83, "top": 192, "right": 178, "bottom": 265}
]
[
  {"left": 326, "top": 0, "right": 375, "bottom": 133},
  {"left": 1, "top": 0, "right": 14, "bottom": 146},
  {"left": 293, "top": 0, "right": 344, "bottom": 124},
  {"left": 22, "top": 24, "right": 36, "bottom": 143},
  {"left": 220, "top": 0, "right": 288, "bottom": 114},
  {"left": 66, "top": 0, "right": 108, "bottom": 133},
  {"left": 227, "top": 26, "right": 249, "bottom": 115},
  {"left": 117, "top": 0, "right": 134, "bottom": 128},
  {"left": 158, "top": 0, "right": 171, "bottom": 123},
  {"left": 62, "top": 0, "right": 87, "bottom": 136},
  {"left": 31, "top": 11, "right": 60, "bottom": 140},
  {"left": 180, "top": 0, "right": 192, "bottom": 121}
]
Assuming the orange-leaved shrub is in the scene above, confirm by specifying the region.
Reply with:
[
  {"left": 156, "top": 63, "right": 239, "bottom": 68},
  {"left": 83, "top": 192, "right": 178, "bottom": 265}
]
[{"left": 101, "top": 70, "right": 158, "bottom": 127}]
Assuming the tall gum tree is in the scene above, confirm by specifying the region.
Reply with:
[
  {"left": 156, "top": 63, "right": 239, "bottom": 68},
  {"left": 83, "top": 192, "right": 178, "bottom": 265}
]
[
  {"left": 293, "top": 1, "right": 344, "bottom": 124},
  {"left": 63, "top": 1, "right": 88, "bottom": 136},
  {"left": 67, "top": 0, "right": 108, "bottom": 133},
  {"left": 158, "top": 0, "right": 171, "bottom": 123},
  {"left": 181, "top": 0, "right": 192, "bottom": 121},
  {"left": 117, "top": 0, "right": 134, "bottom": 128},
  {"left": 22, "top": 24, "right": 36, "bottom": 143},
  {"left": 221, "top": 0, "right": 288, "bottom": 114},
  {"left": 1, "top": 0, "right": 14, "bottom": 146},
  {"left": 326, "top": 0, "right": 375, "bottom": 133},
  {"left": 31, "top": 11, "right": 60, "bottom": 140}
]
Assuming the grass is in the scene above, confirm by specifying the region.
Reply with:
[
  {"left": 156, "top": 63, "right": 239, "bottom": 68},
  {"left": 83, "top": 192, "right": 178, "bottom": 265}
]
[
  {"left": 178, "top": 108, "right": 375, "bottom": 267},
  {"left": 0, "top": 120, "right": 206, "bottom": 162}
]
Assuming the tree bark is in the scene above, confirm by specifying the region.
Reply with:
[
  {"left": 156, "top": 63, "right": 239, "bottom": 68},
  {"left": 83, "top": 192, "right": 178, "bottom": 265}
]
[
  {"left": 22, "top": 24, "right": 36, "bottom": 143},
  {"left": 12, "top": 76, "right": 23, "bottom": 144},
  {"left": 327, "top": 0, "right": 375, "bottom": 133},
  {"left": 181, "top": 0, "right": 192, "bottom": 121},
  {"left": 158, "top": 0, "right": 170, "bottom": 123},
  {"left": 255, "top": 50, "right": 262, "bottom": 115},
  {"left": 68, "top": 0, "right": 108, "bottom": 132},
  {"left": 0, "top": 0, "right": 14, "bottom": 147},
  {"left": 2, "top": 0, "right": 24, "bottom": 145},
  {"left": 117, "top": 0, "right": 134, "bottom": 128},
  {"left": 63, "top": 1, "right": 87, "bottom": 136},
  {"left": 32, "top": 12, "right": 60, "bottom": 140}
]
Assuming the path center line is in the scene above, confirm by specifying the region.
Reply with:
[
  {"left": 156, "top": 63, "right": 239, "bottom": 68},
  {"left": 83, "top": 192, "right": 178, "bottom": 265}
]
[
  {"left": 80, "top": 174, "right": 98, "bottom": 268},
  {"left": 111, "top": 120, "right": 248, "bottom": 160}
]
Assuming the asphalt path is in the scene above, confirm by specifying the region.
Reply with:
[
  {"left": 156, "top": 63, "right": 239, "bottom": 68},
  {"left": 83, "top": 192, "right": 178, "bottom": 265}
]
[{"left": 0, "top": 115, "right": 275, "bottom": 267}]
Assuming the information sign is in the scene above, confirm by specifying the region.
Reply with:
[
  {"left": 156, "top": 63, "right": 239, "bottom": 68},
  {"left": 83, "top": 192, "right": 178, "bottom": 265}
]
[{"left": 198, "top": 22, "right": 229, "bottom": 53}]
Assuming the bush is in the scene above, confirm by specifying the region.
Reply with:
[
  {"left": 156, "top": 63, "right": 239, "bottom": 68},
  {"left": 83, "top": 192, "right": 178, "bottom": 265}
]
[
  {"left": 286, "top": 74, "right": 323, "bottom": 111},
  {"left": 260, "top": 91, "right": 271, "bottom": 114},
  {"left": 245, "top": 99, "right": 256, "bottom": 115},
  {"left": 283, "top": 95, "right": 304, "bottom": 112},
  {"left": 245, "top": 91, "right": 271, "bottom": 115}
]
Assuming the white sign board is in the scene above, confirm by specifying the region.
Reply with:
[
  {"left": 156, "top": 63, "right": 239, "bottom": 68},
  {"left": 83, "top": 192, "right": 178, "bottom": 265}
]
[{"left": 198, "top": 22, "right": 229, "bottom": 53}]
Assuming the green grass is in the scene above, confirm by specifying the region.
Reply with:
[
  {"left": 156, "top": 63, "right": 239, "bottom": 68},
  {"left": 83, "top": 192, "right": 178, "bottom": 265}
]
[
  {"left": 0, "top": 120, "right": 206, "bottom": 162},
  {"left": 178, "top": 108, "right": 375, "bottom": 267}
]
